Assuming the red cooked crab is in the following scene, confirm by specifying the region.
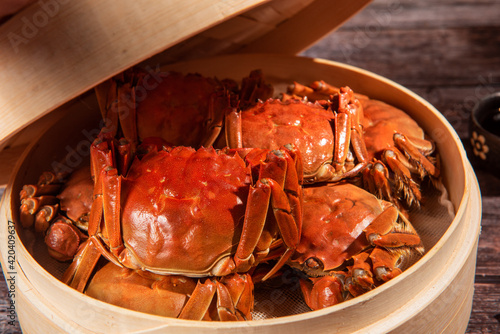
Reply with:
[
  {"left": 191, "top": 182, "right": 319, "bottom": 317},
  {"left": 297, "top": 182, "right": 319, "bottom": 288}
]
[
  {"left": 288, "top": 183, "right": 424, "bottom": 310},
  {"left": 62, "top": 131, "right": 303, "bottom": 295},
  {"left": 287, "top": 80, "right": 440, "bottom": 207},
  {"left": 225, "top": 83, "right": 368, "bottom": 183},
  {"left": 94, "top": 68, "right": 236, "bottom": 149}
]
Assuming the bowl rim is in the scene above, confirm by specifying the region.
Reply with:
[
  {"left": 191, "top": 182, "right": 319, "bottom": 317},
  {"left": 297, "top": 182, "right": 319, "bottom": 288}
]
[{"left": 470, "top": 91, "right": 500, "bottom": 138}]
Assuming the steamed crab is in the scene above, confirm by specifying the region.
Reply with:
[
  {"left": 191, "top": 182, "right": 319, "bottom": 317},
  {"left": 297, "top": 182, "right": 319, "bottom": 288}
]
[
  {"left": 225, "top": 78, "right": 368, "bottom": 183},
  {"left": 19, "top": 169, "right": 91, "bottom": 262},
  {"left": 288, "top": 183, "right": 424, "bottom": 310},
  {"left": 287, "top": 80, "right": 440, "bottom": 207},
  {"left": 360, "top": 98, "right": 440, "bottom": 207},
  {"left": 86, "top": 262, "right": 254, "bottom": 321},
  {"left": 94, "top": 68, "right": 236, "bottom": 150},
  {"left": 60, "top": 129, "right": 303, "bottom": 320}
]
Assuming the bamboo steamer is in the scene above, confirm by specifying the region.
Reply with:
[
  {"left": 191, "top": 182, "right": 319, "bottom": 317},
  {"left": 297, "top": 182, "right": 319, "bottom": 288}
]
[
  {"left": 0, "top": 55, "right": 481, "bottom": 333},
  {"left": 0, "top": 1, "right": 481, "bottom": 333}
]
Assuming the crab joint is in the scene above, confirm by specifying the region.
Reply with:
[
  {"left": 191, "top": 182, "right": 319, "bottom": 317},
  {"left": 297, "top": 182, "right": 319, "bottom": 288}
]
[{"left": 305, "top": 257, "right": 323, "bottom": 270}]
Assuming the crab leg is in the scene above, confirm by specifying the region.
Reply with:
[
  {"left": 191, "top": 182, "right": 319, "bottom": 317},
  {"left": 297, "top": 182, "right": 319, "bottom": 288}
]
[
  {"left": 87, "top": 139, "right": 109, "bottom": 237},
  {"left": 62, "top": 237, "right": 102, "bottom": 292},
  {"left": 364, "top": 204, "right": 423, "bottom": 250},
  {"left": 178, "top": 279, "right": 217, "bottom": 320},
  {"left": 34, "top": 203, "right": 59, "bottom": 233},
  {"left": 117, "top": 82, "right": 138, "bottom": 146},
  {"left": 20, "top": 183, "right": 61, "bottom": 200},
  {"left": 282, "top": 145, "right": 304, "bottom": 236},
  {"left": 100, "top": 168, "right": 125, "bottom": 257},
  {"left": 214, "top": 273, "right": 254, "bottom": 321},
  {"left": 328, "top": 87, "right": 368, "bottom": 180},
  {"left": 116, "top": 139, "right": 133, "bottom": 175},
  {"left": 225, "top": 107, "right": 243, "bottom": 148},
  {"left": 265, "top": 177, "right": 301, "bottom": 279},
  {"left": 350, "top": 252, "right": 375, "bottom": 291},
  {"left": 87, "top": 172, "right": 103, "bottom": 238},
  {"left": 20, "top": 195, "right": 58, "bottom": 228},
  {"left": 239, "top": 69, "right": 274, "bottom": 108},
  {"left": 183, "top": 274, "right": 253, "bottom": 321},
  {"left": 234, "top": 177, "right": 300, "bottom": 281},
  {"left": 382, "top": 148, "right": 422, "bottom": 204},
  {"left": 200, "top": 91, "right": 230, "bottom": 147},
  {"left": 363, "top": 161, "right": 394, "bottom": 204},
  {"left": 233, "top": 180, "right": 271, "bottom": 272},
  {"left": 96, "top": 73, "right": 139, "bottom": 147},
  {"left": 220, "top": 273, "right": 253, "bottom": 320},
  {"left": 365, "top": 136, "right": 438, "bottom": 208},
  {"left": 333, "top": 111, "right": 351, "bottom": 172},
  {"left": 94, "top": 78, "right": 119, "bottom": 138},
  {"left": 287, "top": 81, "right": 332, "bottom": 101},
  {"left": 63, "top": 133, "right": 127, "bottom": 291},
  {"left": 88, "top": 133, "right": 127, "bottom": 255},
  {"left": 87, "top": 165, "right": 126, "bottom": 266},
  {"left": 368, "top": 247, "right": 405, "bottom": 282},
  {"left": 90, "top": 134, "right": 115, "bottom": 182},
  {"left": 393, "top": 133, "right": 439, "bottom": 178}
]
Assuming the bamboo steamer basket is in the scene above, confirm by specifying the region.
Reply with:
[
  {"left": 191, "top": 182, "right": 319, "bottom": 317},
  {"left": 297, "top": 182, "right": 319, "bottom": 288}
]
[{"left": 0, "top": 1, "right": 481, "bottom": 333}]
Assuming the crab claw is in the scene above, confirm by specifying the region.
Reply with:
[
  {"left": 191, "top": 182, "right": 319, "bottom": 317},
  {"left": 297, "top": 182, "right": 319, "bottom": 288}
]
[
  {"left": 299, "top": 274, "right": 346, "bottom": 310},
  {"left": 45, "top": 216, "right": 88, "bottom": 262}
]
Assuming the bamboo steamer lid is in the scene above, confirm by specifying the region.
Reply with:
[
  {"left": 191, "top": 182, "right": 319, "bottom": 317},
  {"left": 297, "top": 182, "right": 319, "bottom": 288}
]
[{"left": 0, "top": 0, "right": 371, "bottom": 146}]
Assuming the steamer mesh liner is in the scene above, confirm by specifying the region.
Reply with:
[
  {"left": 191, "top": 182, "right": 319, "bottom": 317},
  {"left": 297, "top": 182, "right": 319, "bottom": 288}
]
[{"left": 13, "top": 77, "right": 455, "bottom": 321}]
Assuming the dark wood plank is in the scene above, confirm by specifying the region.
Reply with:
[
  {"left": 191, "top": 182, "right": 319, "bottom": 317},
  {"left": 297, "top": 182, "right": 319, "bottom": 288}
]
[
  {"left": 467, "top": 283, "right": 500, "bottom": 333},
  {"left": 342, "top": 0, "right": 500, "bottom": 30},
  {"left": 302, "top": 27, "right": 500, "bottom": 87},
  {"left": 475, "top": 196, "right": 500, "bottom": 278}
]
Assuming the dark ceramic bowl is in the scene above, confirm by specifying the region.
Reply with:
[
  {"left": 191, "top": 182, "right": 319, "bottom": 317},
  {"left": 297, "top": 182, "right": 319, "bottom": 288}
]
[{"left": 470, "top": 92, "right": 500, "bottom": 176}]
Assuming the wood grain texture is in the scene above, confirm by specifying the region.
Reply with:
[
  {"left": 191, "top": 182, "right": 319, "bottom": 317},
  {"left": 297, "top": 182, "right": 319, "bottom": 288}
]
[{"left": 1, "top": 0, "right": 499, "bottom": 332}]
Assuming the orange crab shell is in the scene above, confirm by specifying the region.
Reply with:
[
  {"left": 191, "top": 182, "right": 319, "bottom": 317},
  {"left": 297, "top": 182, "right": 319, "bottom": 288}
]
[
  {"left": 57, "top": 165, "right": 93, "bottom": 229},
  {"left": 115, "top": 144, "right": 300, "bottom": 277},
  {"left": 86, "top": 262, "right": 198, "bottom": 318},
  {"left": 361, "top": 98, "right": 426, "bottom": 160},
  {"left": 99, "top": 69, "right": 235, "bottom": 149},
  {"left": 290, "top": 183, "right": 386, "bottom": 272},
  {"left": 237, "top": 99, "right": 335, "bottom": 180},
  {"left": 135, "top": 71, "right": 229, "bottom": 147},
  {"left": 119, "top": 146, "right": 252, "bottom": 275}
]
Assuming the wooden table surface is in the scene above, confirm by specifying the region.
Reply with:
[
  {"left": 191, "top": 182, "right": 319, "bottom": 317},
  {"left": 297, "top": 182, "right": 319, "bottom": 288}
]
[{"left": 1, "top": 0, "right": 499, "bottom": 333}]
